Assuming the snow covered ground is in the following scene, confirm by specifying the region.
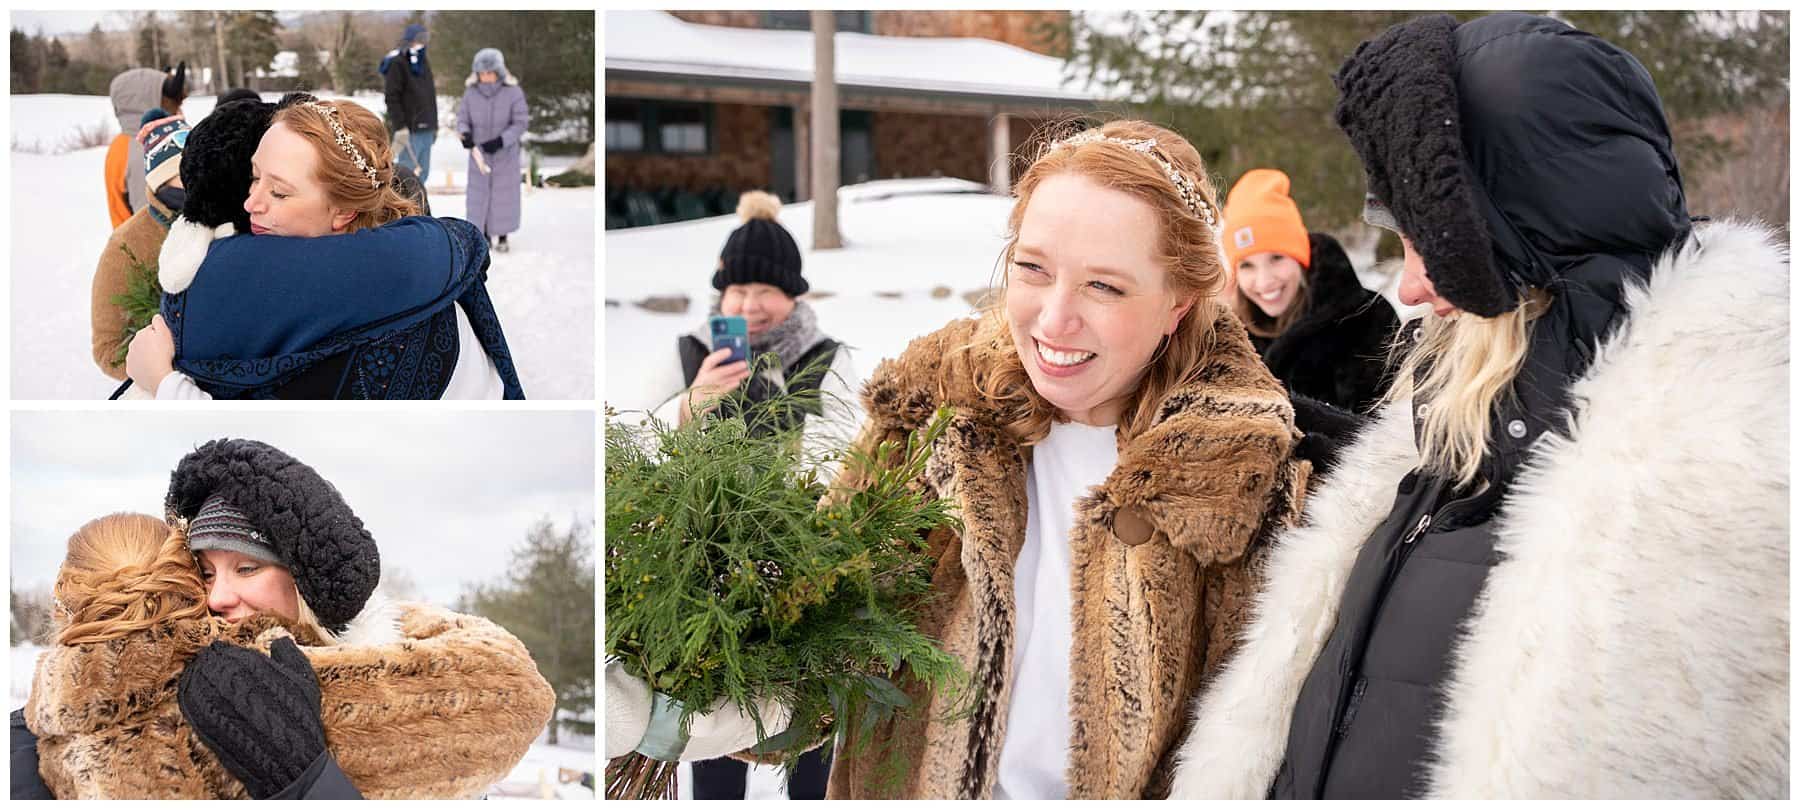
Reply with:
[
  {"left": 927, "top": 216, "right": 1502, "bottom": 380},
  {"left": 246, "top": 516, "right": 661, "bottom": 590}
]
[
  {"left": 10, "top": 92, "right": 594, "bottom": 400},
  {"left": 605, "top": 176, "right": 1412, "bottom": 416},
  {"left": 494, "top": 727, "right": 597, "bottom": 800}
]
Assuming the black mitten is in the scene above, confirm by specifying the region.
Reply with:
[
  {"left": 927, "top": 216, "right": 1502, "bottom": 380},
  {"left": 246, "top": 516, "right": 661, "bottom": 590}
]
[
  {"left": 177, "top": 637, "right": 327, "bottom": 799},
  {"left": 481, "top": 137, "right": 504, "bottom": 154},
  {"left": 460, "top": 133, "right": 475, "bottom": 150},
  {"left": 1289, "top": 390, "right": 1370, "bottom": 477}
]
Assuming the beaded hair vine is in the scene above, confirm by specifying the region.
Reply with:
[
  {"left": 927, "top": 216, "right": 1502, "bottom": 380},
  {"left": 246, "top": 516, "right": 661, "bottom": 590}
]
[
  {"left": 1050, "top": 130, "right": 1217, "bottom": 227},
  {"left": 302, "top": 101, "right": 381, "bottom": 189}
]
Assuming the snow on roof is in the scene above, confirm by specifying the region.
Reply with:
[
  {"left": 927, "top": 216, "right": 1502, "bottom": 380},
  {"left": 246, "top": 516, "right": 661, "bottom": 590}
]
[{"left": 604, "top": 10, "right": 1113, "bottom": 104}]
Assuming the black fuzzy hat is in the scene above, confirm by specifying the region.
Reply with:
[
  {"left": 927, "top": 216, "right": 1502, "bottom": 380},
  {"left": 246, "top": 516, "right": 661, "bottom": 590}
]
[
  {"left": 166, "top": 439, "right": 380, "bottom": 634},
  {"left": 178, "top": 97, "right": 276, "bottom": 232},
  {"left": 1333, "top": 14, "right": 1517, "bottom": 317},
  {"left": 712, "top": 190, "right": 807, "bottom": 297}
]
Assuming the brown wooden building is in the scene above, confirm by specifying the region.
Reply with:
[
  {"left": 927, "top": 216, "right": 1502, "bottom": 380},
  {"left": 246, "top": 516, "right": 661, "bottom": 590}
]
[{"left": 605, "top": 10, "right": 1106, "bottom": 226}]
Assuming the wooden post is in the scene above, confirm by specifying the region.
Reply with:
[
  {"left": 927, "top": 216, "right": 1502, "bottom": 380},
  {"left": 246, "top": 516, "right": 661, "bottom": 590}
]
[
  {"left": 794, "top": 98, "right": 810, "bottom": 203},
  {"left": 989, "top": 112, "right": 1012, "bottom": 195},
  {"left": 810, "top": 11, "right": 842, "bottom": 249}
]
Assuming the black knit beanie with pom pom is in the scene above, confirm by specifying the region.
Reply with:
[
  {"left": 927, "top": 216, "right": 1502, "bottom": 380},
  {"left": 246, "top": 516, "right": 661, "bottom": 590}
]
[{"left": 712, "top": 190, "right": 807, "bottom": 297}]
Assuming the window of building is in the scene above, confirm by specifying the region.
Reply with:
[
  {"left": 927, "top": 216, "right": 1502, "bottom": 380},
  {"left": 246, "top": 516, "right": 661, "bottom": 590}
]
[
  {"left": 606, "top": 98, "right": 712, "bottom": 155},
  {"left": 764, "top": 11, "right": 871, "bottom": 33},
  {"left": 657, "top": 104, "right": 709, "bottom": 154},
  {"left": 604, "top": 99, "right": 644, "bottom": 152}
]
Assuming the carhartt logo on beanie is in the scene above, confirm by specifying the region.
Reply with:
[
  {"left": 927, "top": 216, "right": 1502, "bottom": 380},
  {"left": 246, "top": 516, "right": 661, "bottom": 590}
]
[
  {"left": 712, "top": 190, "right": 807, "bottom": 296},
  {"left": 1222, "top": 168, "right": 1311, "bottom": 270}
]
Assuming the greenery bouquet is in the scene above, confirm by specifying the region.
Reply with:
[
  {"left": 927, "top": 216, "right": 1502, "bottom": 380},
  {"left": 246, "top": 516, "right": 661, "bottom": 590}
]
[{"left": 604, "top": 395, "right": 967, "bottom": 799}]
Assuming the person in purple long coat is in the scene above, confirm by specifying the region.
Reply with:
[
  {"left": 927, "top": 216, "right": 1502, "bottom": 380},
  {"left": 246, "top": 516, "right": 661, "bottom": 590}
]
[{"left": 456, "top": 47, "right": 529, "bottom": 252}]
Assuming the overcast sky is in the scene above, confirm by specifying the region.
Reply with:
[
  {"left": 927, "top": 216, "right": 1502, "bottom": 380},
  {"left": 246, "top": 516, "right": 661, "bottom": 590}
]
[
  {"left": 11, "top": 11, "right": 131, "bottom": 37},
  {"left": 11, "top": 410, "right": 595, "bottom": 607}
]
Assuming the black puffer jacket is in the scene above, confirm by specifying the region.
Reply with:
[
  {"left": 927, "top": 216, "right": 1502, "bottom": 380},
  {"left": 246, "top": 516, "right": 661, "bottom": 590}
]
[
  {"left": 1272, "top": 12, "right": 1689, "bottom": 799},
  {"left": 1250, "top": 232, "right": 1399, "bottom": 415}
]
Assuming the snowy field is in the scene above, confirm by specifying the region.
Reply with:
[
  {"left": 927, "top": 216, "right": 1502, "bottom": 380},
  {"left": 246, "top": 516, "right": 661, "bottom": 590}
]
[
  {"left": 605, "top": 176, "right": 1411, "bottom": 415},
  {"left": 12, "top": 638, "right": 594, "bottom": 799},
  {"left": 10, "top": 91, "right": 594, "bottom": 400}
]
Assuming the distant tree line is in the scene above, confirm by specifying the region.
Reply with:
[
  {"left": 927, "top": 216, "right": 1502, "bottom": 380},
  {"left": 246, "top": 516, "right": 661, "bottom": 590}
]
[{"left": 13, "top": 10, "right": 595, "bottom": 145}]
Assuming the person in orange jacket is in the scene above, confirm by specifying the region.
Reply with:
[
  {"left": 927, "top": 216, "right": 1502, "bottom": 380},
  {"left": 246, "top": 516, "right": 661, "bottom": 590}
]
[{"left": 105, "top": 64, "right": 186, "bottom": 228}]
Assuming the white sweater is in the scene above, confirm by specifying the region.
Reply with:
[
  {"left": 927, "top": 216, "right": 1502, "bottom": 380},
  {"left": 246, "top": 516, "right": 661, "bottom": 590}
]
[{"left": 993, "top": 420, "right": 1118, "bottom": 800}]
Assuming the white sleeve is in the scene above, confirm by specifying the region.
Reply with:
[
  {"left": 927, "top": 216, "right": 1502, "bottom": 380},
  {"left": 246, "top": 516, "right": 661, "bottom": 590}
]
[
  {"left": 155, "top": 372, "right": 214, "bottom": 400},
  {"left": 647, "top": 352, "right": 692, "bottom": 427},
  {"left": 605, "top": 660, "right": 653, "bottom": 759},
  {"left": 801, "top": 346, "right": 866, "bottom": 478},
  {"left": 605, "top": 658, "right": 792, "bottom": 762},
  {"left": 442, "top": 307, "right": 505, "bottom": 399}
]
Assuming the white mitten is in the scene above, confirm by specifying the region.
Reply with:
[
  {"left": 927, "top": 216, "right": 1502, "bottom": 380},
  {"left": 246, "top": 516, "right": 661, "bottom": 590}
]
[
  {"left": 605, "top": 660, "right": 653, "bottom": 759},
  {"left": 159, "top": 217, "right": 237, "bottom": 294},
  {"left": 677, "top": 692, "right": 791, "bottom": 761},
  {"left": 604, "top": 660, "right": 792, "bottom": 762}
]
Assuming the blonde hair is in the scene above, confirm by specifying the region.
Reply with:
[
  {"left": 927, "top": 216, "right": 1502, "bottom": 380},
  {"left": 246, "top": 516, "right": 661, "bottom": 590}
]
[
  {"left": 953, "top": 119, "right": 1228, "bottom": 445},
  {"left": 1384, "top": 290, "right": 1551, "bottom": 486},
  {"left": 52, "top": 512, "right": 336, "bottom": 646},
  {"left": 1232, "top": 261, "right": 1312, "bottom": 340},
  {"left": 271, "top": 99, "right": 420, "bottom": 232},
  {"left": 53, "top": 513, "right": 224, "bottom": 645}
]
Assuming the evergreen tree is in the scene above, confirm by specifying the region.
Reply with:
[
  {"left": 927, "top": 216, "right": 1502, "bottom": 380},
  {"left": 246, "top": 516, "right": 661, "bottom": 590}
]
[
  {"left": 84, "top": 24, "right": 114, "bottom": 71},
  {"left": 428, "top": 11, "right": 595, "bottom": 143},
  {"left": 459, "top": 517, "right": 596, "bottom": 745},
  {"left": 1065, "top": 11, "right": 1791, "bottom": 237},
  {"left": 45, "top": 37, "right": 70, "bottom": 72},
  {"left": 136, "top": 12, "right": 167, "bottom": 69},
  {"left": 12, "top": 29, "right": 44, "bottom": 94},
  {"left": 227, "top": 11, "right": 283, "bottom": 86},
  {"left": 10, "top": 582, "right": 52, "bottom": 646}
]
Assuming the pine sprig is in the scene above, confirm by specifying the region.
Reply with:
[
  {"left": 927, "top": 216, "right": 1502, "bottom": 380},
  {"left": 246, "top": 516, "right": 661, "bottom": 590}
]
[
  {"left": 605, "top": 391, "right": 967, "bottom": 793},
  {"left": 106, "top": 243, "right": 163, "bottom": 370}
]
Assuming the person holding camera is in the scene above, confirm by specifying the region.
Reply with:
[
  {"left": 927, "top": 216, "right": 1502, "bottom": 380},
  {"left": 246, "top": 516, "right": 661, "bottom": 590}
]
[{"left": 651, "top": 191, "right": 863, "bottom": 471}]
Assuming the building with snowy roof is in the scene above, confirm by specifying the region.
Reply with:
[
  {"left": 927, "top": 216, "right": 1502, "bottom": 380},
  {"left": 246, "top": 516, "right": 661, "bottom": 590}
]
[{"left": 605, "top": 10, "right": 1114, "bottom": 228}]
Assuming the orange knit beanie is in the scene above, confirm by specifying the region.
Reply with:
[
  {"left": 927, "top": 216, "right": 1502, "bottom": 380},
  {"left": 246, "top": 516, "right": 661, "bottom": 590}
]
[{"left": 1222, "top": 169, "right": 1311, "bottom": 270}]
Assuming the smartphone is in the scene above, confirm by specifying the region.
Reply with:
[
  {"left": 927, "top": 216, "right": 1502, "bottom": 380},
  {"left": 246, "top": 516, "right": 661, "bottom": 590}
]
[{"left": 709, "top": 315, "right": 749, "bottom": 365}]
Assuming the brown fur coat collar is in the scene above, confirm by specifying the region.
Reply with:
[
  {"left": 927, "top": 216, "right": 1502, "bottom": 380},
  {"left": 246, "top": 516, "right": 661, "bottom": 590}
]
[
  {"left": 825, "top": 304, "right": 1309, "bottom": 799},
  {"left": 26, "top": 601, "right": 555, "bottom": 799}
]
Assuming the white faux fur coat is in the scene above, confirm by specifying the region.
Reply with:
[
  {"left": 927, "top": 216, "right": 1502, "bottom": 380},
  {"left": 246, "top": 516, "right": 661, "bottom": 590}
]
[{"left": 1168, "top": 220, "right": 1790, "bottom": 799}]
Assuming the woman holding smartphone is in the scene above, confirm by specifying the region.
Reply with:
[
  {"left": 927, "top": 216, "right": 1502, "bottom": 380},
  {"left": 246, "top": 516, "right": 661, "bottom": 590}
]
[
  {"left": 645, "top": 190, "right": 851, "bottom": 798},
  {"left": 652, "top": 191, "right": 863, "bottom": 464}
]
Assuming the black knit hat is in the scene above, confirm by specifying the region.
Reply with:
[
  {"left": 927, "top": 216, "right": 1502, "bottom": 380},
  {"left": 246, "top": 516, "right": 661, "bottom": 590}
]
[
  {"left": 1334, "top": 14, "right": 1518, "bottom": 317},
  {"left": 166, "top": 439, "right": 380, "bottom": 633},
  {"left": 179, "top": 96, "right": 276, "bottom": 232},
  {"left": 712, "top": 191, "right": 807, "bottom": 297}
]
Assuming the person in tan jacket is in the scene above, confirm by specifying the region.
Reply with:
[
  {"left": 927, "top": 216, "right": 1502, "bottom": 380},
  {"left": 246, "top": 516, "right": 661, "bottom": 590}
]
[{"left": 90, "top": 107, "right": 189, "bottom": 380}]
